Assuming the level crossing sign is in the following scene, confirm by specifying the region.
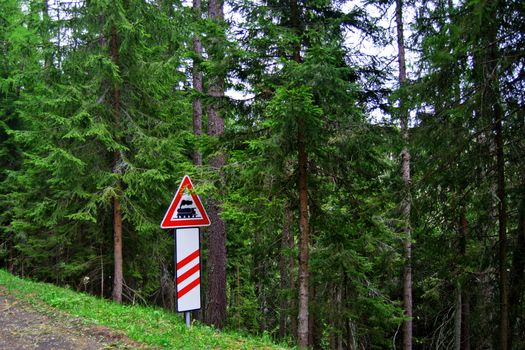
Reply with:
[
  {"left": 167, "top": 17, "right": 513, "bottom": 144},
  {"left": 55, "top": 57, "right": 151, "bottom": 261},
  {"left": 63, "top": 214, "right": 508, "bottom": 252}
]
[
  {"left": 160, "top": 175, "right": 211, "bottom": 229},
  {"left": 160, "top": 175, "right": 211, "bottom": 320}
]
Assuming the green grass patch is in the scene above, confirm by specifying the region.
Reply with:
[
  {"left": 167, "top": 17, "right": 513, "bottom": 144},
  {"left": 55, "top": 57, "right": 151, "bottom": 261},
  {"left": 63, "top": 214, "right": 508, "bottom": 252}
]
[{"left": 0, "top": 269, "right": 291, "bottom": 349}]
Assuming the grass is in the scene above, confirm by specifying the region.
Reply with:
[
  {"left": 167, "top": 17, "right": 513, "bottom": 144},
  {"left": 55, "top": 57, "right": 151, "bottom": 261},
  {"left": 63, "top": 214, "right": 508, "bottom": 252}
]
[{"left": 0, "top": 269, "right": 291, "bottom": 349}]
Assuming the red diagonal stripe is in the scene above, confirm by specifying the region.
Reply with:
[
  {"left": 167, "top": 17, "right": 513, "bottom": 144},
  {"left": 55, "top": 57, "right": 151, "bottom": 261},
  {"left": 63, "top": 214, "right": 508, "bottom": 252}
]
[
  {"left": 178, "top": 277, "right": 200, "bottom": 299},
  {"left": 177, "top": 249, "right": 199, "bottom": 270},
  {"left": 177, "top": 263, "right": 200, "bottom": 285}
]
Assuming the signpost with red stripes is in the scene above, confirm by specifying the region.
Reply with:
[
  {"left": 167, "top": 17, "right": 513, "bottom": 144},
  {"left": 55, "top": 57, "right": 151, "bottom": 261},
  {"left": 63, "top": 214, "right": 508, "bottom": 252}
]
[
  {"left": 175, "top": 228, "right": 201, "bottom": 312},
  {"left": 160, "top": 175, "right": 210, "bottom": 327}
]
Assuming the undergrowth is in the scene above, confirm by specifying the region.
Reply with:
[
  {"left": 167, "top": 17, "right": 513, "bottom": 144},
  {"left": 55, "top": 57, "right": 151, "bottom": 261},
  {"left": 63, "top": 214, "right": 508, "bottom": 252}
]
[{"left": 0, "top": 269, "right": 290, "bottom": 350}]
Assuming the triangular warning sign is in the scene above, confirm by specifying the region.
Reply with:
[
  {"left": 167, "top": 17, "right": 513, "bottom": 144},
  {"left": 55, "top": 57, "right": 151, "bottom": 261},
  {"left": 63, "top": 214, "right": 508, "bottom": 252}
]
[{"left": 160, "top": 175, "right": 211, "bottom": 229}]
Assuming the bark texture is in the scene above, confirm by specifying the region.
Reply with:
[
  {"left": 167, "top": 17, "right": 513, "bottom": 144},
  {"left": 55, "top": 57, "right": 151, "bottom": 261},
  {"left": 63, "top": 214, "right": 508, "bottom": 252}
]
[
  {"left": 204, "top": 0, "right": 227, "bottom": 329},
  {"left": 279, "top": 202, "right": 293, "bottom": 338},
  {"left": 459, "top": 209, "right": 471, "bottom": 350},
  {"left": 110, "top": 24, "right": 123, "bottom": 304},
  {"left": 483, "top": 2, "right": 508, "bottom": 345},
  {"left": 192, "top": 0, "right": 203, "bottom": 166},
  {"left": 289, "top": 0, "right": 310, "bottom": 347},
  {"left": 494, "top": 102, "right": 508, "bottom": 350},
  {"left": 395, "top": 0, "right": 412, "bottom": 349}
]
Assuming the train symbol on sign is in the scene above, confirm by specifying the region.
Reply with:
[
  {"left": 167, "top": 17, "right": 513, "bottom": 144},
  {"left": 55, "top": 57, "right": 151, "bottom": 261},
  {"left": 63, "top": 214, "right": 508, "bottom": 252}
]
[
  {"left": 160, "top": 175, "right": 211, "bottom": 229},
  {"left": 177, "top": 198, "right": 200, "bottom": 219}
]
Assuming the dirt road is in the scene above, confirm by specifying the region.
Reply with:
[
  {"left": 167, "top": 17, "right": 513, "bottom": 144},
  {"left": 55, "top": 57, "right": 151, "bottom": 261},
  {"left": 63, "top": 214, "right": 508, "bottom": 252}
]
[{"left": 0, "top": 288, "right": 149, "bottom": 349}]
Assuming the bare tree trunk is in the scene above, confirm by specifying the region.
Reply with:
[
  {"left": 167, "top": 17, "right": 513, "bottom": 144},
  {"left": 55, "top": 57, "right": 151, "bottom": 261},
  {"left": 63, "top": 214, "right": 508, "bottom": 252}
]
[
  {"left": 279, "top": 202, "right": 293, "bottom": 338},
  {"left": 454, "top": 283, "right": 462, "bottom": 350},
  {"left": 204, "top": 0, "right": 227, "bottom": 329},
  {"left": 484, "top": 6, "right": 508, "bottom": 344},
  {"left": 290, "top": 211, "right": 298, "bottom": 339},
  {"left": 192, "top": 0, "right": 203, "bottom": 166},
  {"left": 336, "top": 285, "right": 343, "bottom": 350},
  {"left": 110, "top": 24, "right": 123, "bottom": 303},
  {"left": 41, "top": 0, "right": 52, "bottom": 70},
  {"left": 297, "top": 114, "right": 309, "bottom": 349},
  {"left": 112, "top": 193, "right": 123, "bottom": 302},
  {"left": 509, "top": 174, "right": 525, "bottom": 348},
  {"left": 100, "top": 252, "right": 104, "bottom": 298},
  {"left": 395, "top": 0, "right": 412, "bottom": 348},
  {"left": 495, "top": 100, "right": 508, "bottom": 350},
  {"left": 191, "top": 0, "right": 204, "bottom": 323},
  {"left": 7, "top": 238, "right": 14, "bottom": 273},
  {"left": 288, "top": 1, "right": 309, "bottom": 347},
  {"left": 459, "top": 210, "right": 470, "bottom": 350}
]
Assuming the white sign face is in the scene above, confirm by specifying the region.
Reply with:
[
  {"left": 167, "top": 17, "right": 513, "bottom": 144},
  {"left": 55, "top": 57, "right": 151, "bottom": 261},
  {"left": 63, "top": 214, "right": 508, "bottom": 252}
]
[
  {"left": 160, "top": 175, "right": 211, "bottom": 229},
  {"left": 175, "top": 228, "right": 201, "bottom": 312}
]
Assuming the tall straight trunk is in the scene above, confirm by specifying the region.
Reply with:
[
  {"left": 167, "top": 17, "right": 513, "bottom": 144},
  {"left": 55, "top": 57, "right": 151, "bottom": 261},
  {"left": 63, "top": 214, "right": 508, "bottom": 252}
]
[
  {"left": 112, "top": 195, "right": 123, "bottom": 302},
  {"left": 110, "top": 24, "right": 123, "bottom": 303},
  {"left": 290, "top": 212, "right": 298, "bottom": 339},
  {"left": 204, "top": 0, "right": 227, "bottom": 329},
  {"left": 297, "top": 124, "right": 309, "bottom": 348},
  {"left": 279, "top": 202, "right": 293, "bottom": 338},
  {"left": 483, "top": 2, "right": 508, "bottom": 345},
  {"left": 495, "top": 99, "right": 508, "bottom": 350},
  {"left": 459, "top": 209, "right": 471, "bottom": 350},
  {"left": 192, "top": 0, "right": 203, "bottom": 166},
  {"left": 509, "top": 167, "right": 525, "bottom": 348},
  {"left": 41, "top": 0, "right": 52, "bottom": 70},
  {"left": 395, "top": 0, "right": 412, "bottom": 349},
  {"left": 454, "top": 283, "right": 462, "bottom": 350},
  {"left": 289, "top": 0, "right": 310, "bottom": 347},
  {"left": 191, "top": 0, "right": 204, "bottom": 322}
]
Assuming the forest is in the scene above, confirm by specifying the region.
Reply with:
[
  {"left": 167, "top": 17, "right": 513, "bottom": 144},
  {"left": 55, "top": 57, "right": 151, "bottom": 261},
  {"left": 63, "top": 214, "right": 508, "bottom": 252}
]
[{"left": 0, "top": 0, "right": 524, "bottom": 349}]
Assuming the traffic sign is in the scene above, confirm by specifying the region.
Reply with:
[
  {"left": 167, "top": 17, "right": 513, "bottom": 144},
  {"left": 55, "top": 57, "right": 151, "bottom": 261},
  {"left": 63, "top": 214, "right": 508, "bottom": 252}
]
[{"left": 160, "top": 175, "right": 211, "bottom": 229}]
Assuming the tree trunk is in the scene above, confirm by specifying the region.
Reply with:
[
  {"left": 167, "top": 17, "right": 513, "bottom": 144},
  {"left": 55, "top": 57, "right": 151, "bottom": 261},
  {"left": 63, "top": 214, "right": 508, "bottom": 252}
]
[
  {"left": 483, "top": 4, "right": 508, "bottom": 345},
  {"left": 297, "top": 111, "right": 309, "bottom": 349},
  {"left": 41, "top": 0, "right": 52, "bottom": 70},
  {"left": 204, "top": 0, "right": 227, "bottom": 329},
  {"left": 509, "top": 174, "right": 525, "bottom": 348},
  {"left": 290, "top": 209, "right": 298, "bottom": 339},
  {"left": 191, "top": 0, "right": 204, "bottom": 323},
  {"left": 112, "top": 193, "right": 123, "bottom": 303},
  {"left": 454, "top": 283, "right": 462, "bottom": 350},
  {"left": 459, "top": 209, "right": 470, "bottom": 350},
  {"left": 279, "top": 202, "right": 293, "bottom": 338},
  {"left": 7, "top": 238, "right": 14, "bottom": 273},
  {"left": 288, "top": 0, "right": 309, "bottom": 347},
  {"left": 395, "top": 0, "right": 412, "bottom": 349},
  {"left": 110, "top": 24, "right": 123, "bottom": 304},
  {"left": 192, "top": 0, "right": 203, "bottom": 166},
  {"left": 495, "top": 98, "right": 508, "bottom": 350}
]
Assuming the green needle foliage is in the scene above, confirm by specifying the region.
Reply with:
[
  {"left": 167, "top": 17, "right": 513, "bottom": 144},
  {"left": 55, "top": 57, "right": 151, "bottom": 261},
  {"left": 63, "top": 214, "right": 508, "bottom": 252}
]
[
  {"left": 1, "top": 0, "right": 524, "bottom": 348},
  {"left": 1, "top": 0, "right": 194, "bottom": 296}
]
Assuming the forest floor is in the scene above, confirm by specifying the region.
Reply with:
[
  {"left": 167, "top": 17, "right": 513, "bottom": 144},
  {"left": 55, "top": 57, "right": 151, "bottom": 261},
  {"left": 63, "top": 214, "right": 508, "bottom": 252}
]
[{"left": 0, "top": 286, "right": 151, "bottom": 350}]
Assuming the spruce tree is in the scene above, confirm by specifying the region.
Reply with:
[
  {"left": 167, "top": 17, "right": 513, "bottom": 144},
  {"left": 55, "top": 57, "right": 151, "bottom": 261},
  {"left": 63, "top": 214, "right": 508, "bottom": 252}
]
[{"left": 3, "top": 0, "right": 193, "bottom": 300}]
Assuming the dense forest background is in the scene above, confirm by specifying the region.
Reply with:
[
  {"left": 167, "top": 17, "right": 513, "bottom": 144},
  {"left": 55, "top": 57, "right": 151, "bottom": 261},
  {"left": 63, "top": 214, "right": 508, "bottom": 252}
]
[{"left": 1, "top": 0, "right": 524, "bottom": 349}]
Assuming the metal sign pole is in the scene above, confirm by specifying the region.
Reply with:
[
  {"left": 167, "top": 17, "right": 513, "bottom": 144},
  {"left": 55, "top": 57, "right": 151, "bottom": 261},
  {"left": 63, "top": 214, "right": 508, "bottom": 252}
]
[{"left": 185, "top": 311, "right": 191, "bottom": 328}]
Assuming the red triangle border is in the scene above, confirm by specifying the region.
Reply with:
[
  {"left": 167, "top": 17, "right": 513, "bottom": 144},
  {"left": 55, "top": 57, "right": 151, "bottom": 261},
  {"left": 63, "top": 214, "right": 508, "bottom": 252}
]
[{"left": 160, "top": 175, "right": 211, "bottom": 229}]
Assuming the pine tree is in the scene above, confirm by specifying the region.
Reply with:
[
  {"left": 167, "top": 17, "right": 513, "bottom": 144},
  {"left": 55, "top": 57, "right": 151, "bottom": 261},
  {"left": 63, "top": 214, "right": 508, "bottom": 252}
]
[
  {"left": 394, "top": 0, "right": 412, "bottom": 348},
  {"left": 228, "top": 0, "right": 404, "bottom": 347},
  {"left": 204, "top": 0, "right": 228, "bottom": 329},
  {"left": 3, "top": 0, "right": 193, "bottom": 301}
]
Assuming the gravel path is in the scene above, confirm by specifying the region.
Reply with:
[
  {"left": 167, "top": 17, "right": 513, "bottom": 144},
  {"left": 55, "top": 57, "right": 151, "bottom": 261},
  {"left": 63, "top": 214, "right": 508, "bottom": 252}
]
[{"left": 0, "top": 288, "right": 149, "bottom": 350}]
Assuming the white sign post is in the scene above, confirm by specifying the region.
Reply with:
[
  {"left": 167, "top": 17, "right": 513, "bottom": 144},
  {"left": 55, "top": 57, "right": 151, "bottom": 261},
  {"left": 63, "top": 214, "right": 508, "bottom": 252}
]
[
  {"left": 175, "top": 228, "right": 201, "bottom": 312},
  {"left": 160, "top": 175, "right": 210, "bottom": 328}
]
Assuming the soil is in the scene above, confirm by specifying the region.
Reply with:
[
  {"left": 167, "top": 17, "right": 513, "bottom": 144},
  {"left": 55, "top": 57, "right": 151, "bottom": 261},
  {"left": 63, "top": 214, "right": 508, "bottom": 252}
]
[{"left": 0, "top": 287, "right": 152, "bottom": 350}]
